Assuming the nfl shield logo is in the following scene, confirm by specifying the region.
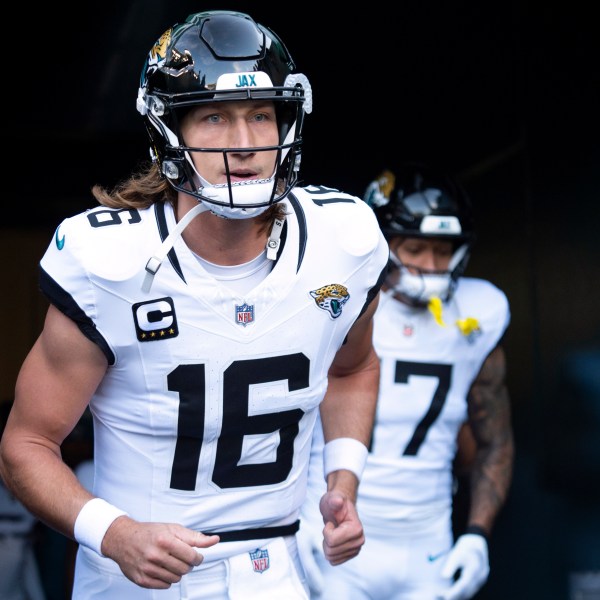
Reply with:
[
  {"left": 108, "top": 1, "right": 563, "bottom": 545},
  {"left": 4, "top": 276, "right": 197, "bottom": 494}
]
[
  {"left": 249, "top": 547, "right": 270, "bottom": 573},
  {"left": 235, "top": 303, "right": 254, "bottom": 326}
]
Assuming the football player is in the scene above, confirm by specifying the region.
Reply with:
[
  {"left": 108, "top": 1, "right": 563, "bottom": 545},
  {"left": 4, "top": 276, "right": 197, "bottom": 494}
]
[
  {"left": 299, "top": 162, "right": 514, "bottom": 600},
  {"left": 0, "top": 11, "right": 389, "bottom": 599}
]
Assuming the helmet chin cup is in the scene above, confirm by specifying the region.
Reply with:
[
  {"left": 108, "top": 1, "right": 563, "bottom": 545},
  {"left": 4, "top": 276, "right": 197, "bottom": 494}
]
[
  {"left": 392, "top": 265, "right": 452, "bottom": 305},
  {"left": 200, "top": 179, "right": 276, "bottom": 219},
  {"left": 205, "top": 204, "right": 270, "bottom": 220}
]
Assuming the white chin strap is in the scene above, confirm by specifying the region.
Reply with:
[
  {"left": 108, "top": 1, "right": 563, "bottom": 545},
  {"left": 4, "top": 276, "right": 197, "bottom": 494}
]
[
  {"left": 392, "top": 266, "right": 452, "bottom": 304},
  {"left": 141, "top": 194, "right": 287, "bottom": 294},
  {"left": 142, "top": 202, "right": 210, "bottom": 293}
]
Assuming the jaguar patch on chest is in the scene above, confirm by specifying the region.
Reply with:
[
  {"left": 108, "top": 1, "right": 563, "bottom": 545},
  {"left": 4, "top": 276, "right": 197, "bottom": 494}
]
[{"left": 309, "top": 283, "right": 350, "bottom": 319}]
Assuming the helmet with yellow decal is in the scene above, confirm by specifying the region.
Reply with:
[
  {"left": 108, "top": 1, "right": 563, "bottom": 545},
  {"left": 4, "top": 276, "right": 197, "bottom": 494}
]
[
  {"left": 136, "top": 10, "right": 312, "bottom": 219},
  {"left": 363, "top": 162, "right": 475, "bottom": 305}
]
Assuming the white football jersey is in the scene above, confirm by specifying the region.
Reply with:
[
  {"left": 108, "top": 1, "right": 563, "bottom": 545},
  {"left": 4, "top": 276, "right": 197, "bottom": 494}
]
[
  {"left": 40, "top": 185, "right": 388, "bottom": 558},
  {"left": 305, "top": 280, "right": 510, "bottom": 533}
]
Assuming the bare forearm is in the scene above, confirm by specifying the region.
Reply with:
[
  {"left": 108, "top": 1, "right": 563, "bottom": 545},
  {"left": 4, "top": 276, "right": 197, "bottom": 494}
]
[
  {"left": 0, "top": 308, "right": 107, "bottom": 539},
  {"left": 0, "top": 434, "right": 93, "bottom": 539},
  {"left": 320, "top": 348, "right": 379, "bottom": 447}
]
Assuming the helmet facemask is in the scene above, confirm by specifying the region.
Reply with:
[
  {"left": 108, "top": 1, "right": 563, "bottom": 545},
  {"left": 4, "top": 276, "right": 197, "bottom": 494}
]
[
  {"left": 140, "top": 85, "right": 307, "bottom": 219},
  {"left": 387, "top": 242, "right": 471, "bottom": 307}
]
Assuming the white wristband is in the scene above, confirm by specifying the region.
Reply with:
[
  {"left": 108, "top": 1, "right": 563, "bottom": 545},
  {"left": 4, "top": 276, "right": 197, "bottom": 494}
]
[
  {"left": 323, "top": 437, "right": 368, "bottom": 482},
  {"left": 74, "top": 498, "right": 128, "bottom": 557}
]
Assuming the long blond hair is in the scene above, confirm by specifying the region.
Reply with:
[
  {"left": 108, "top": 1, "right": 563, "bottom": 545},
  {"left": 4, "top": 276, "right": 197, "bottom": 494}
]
[{"left": 91, "top": 161, "right": 288, "bottom": 233}]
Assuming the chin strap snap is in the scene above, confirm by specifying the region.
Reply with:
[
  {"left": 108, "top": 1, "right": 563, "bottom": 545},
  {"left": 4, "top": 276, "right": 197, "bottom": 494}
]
[{"left": 266, "top": 215, "right": 285, "bottom": 261}]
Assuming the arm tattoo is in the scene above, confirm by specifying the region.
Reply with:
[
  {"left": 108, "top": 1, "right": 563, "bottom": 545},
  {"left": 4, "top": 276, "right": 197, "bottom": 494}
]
[{"left": 465, "top": 344, "right": 515, "bottom": 534}]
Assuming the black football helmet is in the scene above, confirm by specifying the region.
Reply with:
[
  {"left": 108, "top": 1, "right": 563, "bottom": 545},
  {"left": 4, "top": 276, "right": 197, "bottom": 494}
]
[
  {"left": 136, "top": 10, "right": 312, "bottom": 219},
  {"left": 364, "top": 162, "right": 475, "bottom": 304}
]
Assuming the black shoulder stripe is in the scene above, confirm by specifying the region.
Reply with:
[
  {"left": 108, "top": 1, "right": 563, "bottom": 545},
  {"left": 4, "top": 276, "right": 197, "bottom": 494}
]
[
  {"left": 39, "top": 266, "right": 115, "bottom": 366},
  {"left": 155, "top": 203, "right": 186, "bottom": 284},
  {"left": 356, "top": 261, "right": 388, "bottom": 321},
  {"left": 287, "top": 193, "right": 307, "bottom": 272}
]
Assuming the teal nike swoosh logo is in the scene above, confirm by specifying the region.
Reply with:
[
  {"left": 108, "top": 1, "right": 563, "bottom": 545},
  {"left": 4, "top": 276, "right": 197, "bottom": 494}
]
[
  {"left": 55, "top": 227, "right": 65, "bottom": 250},
  {"left": 427, "top": 550, "right": 446, "bottom": 562}
]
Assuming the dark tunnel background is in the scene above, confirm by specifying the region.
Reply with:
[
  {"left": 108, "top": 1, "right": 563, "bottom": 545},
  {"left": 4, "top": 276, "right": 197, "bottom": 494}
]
[{"left": 3, "top": 2, "right": 599, "bottom": 598}]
